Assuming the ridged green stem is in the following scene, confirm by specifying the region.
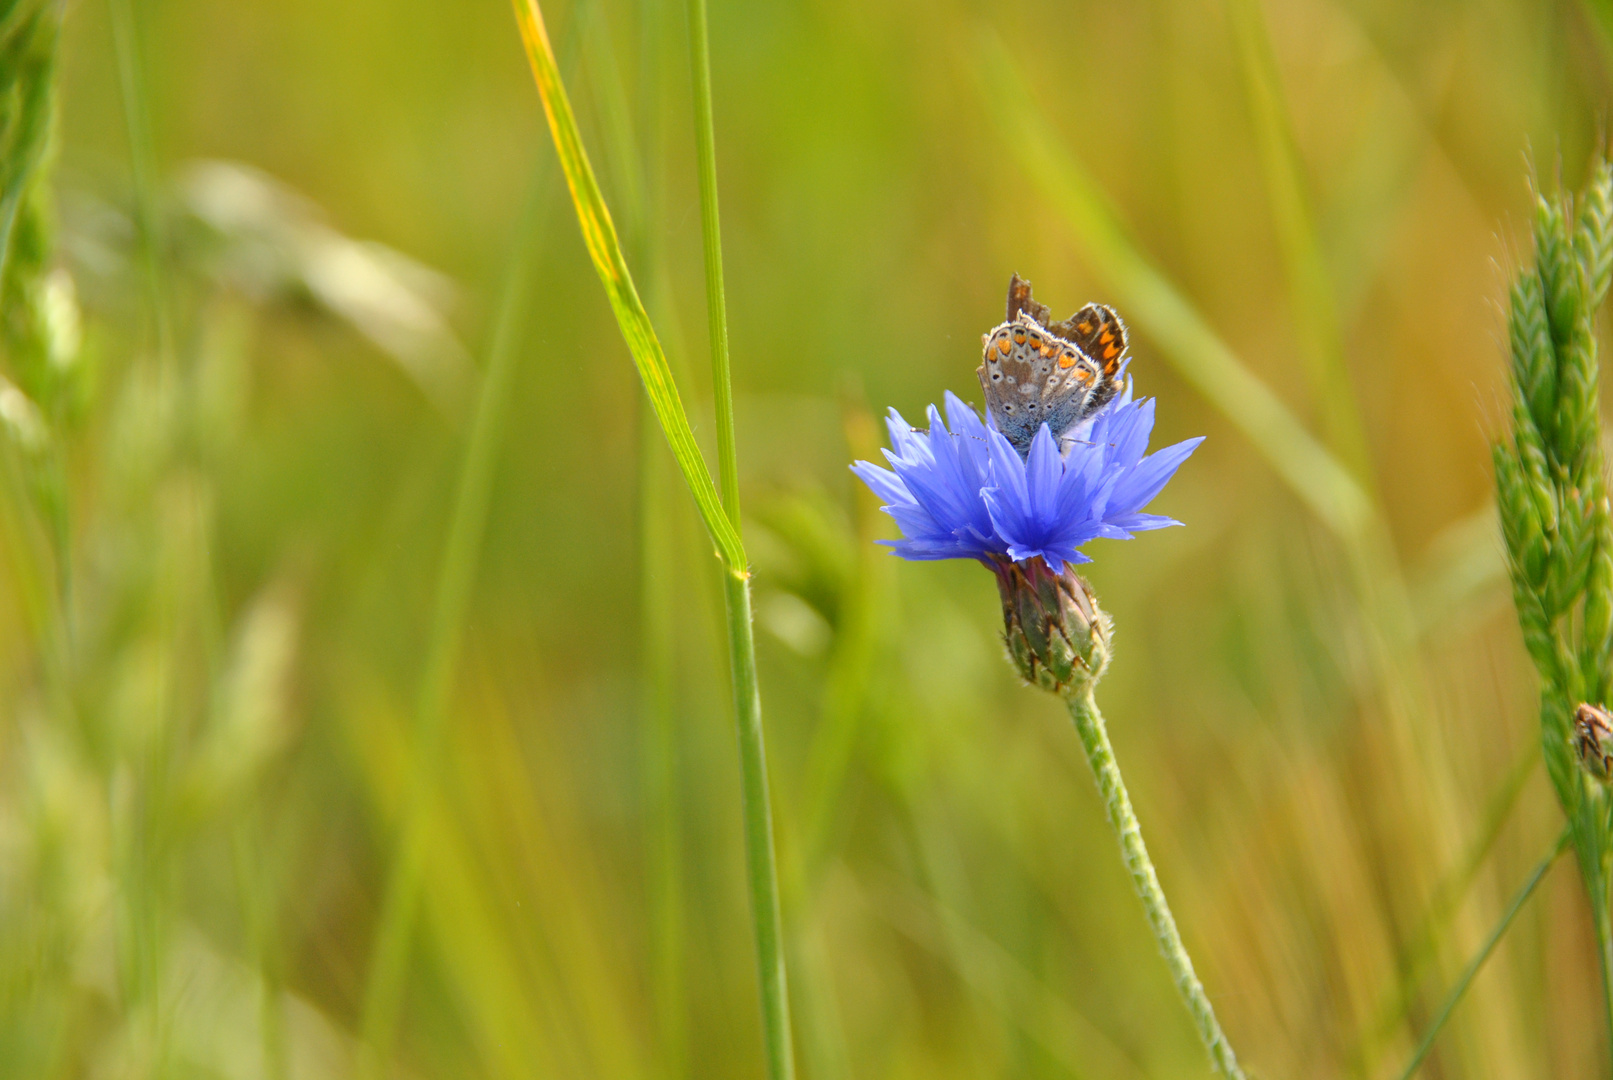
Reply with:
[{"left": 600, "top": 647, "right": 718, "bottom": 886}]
[
  {"left": 723, "top": 570, "right": 794, "bottom": 1080},
  {"left": 686, "top": 0, "right": 738, "bottom": 519},
  {"left": 685, "top": 0, "right": 794, "bottom": 1075},
  {"left": 1066, "top": 688, "right": 1245, "bottom": 1079}
]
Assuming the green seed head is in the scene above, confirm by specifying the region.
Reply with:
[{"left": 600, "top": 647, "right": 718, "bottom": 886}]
[{"left": 1508, "top": 270, "right": 1557, "bottom": 445}]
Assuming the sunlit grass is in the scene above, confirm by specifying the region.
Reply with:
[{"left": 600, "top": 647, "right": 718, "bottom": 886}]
[{"left": 1, "top": 0, "right": 1610, "bottom": 1077}]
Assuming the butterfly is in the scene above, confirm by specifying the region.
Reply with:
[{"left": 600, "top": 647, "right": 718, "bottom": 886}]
[{"left": 976, "top": 274, "right": 1128, "bottom": 457}]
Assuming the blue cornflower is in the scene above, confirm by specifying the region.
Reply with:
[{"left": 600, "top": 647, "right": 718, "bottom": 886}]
[{"left": 850, "top": 383, "right": 1203, "bottom": 573}]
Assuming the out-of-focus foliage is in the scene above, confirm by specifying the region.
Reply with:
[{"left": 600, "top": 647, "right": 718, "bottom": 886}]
[{"left": 1, "top": 0, "right": 1611, "bottom": 1076}]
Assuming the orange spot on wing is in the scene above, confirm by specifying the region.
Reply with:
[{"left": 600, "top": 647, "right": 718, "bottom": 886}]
[
  {"left": 1058, "top": 354, "right": 1075, "bottom": 369},
  {"left": 1077, "top": 322, "right": 1093, "bottom": 334},
  {"left": 1013, "top": 330, "right": 1026, "bottom": 344},
  {"left": 997, "top": 338, "right": 1011, "bottom": 355}
]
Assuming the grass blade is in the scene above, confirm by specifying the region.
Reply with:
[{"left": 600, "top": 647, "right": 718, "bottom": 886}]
[
  {"left": 357, "top": 170, "right": 550, "bottom": 1073},
  {"left": 1351, "top": 743, "right": 1538, "bottom": 1072},
  {"left": 510, "top": 0, "right": 744, "bottom": 573},
  {"left": 686, "top": 0, "right": 739, "bottom": 521},
  {"left": 1224, "top": 0, "right": 1374, "bottom": 484},
  {"left": 684, "top": 0, "right": 795, "bottom": 1073},
  {"left": 512, "top": 4, "right": 796, "bottom": 1076},
  {"left": 1394, "top": 826, "right": 1570, "bottom": 1080}
]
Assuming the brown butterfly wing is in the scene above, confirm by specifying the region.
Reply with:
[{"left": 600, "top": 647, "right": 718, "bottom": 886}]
[
  {"left": 1052, "top": 303, "right": 1128, "bottom": 381},
  {"left": 1005, "top": 273, "right": 1052, "bottom": 327}
]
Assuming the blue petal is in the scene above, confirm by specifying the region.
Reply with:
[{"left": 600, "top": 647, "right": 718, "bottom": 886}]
[
  {"left": 850, "top": 460, "right": 913, "bottom": 508},
  {"left": 1109, "top": 436, "right": 1204, "bottom": 514},
  {"left": 1108, "top": 397, "right": 1156, "bottom": 467},
  {"left": 851, "top": 381, "right": 1201, "bottom": 568},
  {"left": 1107, "top": 512, "right": 1183, "bottom": 532},
  {"left": 1025, "top": 425, "right": 1063, "bottom": 524}
]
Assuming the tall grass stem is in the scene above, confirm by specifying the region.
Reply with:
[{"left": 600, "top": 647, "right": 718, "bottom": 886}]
[
  {"left": 685, "top": 0, "right": 795, "bottom": 1071},
  {"left": 1597, "top": 894, "right": 1613, "bottom": 1073},
  {"left": 1066, "top": 689, "right": 1246, "bottom": 1079},
  {"left": 723, "top": 570, "right": 795, "bottom": 1080},
  {"left": 106, "top": 0, "right": 173, "bottom": 365},
  {"left": 686, "top": 0, "right": 739, "bottom": 518},
  {"left": 512, "top": 2, "right": 795, "bottom": 1074},
  {"left": 357, "top": 171, "right": 548, "bottom": 1073}
]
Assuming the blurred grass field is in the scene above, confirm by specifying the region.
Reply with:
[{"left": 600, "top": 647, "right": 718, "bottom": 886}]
[{"left": 4, "top": 0, "right": 1613, "bottom": 1076}]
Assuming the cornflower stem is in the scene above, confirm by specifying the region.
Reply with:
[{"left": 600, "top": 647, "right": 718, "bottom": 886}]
[{"left": 1066, "top": 688, "right": 1246, "bottom": 1079}]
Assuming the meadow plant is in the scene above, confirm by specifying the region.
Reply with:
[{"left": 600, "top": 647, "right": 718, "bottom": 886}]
[
  {"left": 1495, "top": 159, "right": 1613, "bottom": 1048},
  {"left": 511, "top": 1, "right": 795, "bottom": 1075},
  {"left": 852, "top": 351, "right": 1244, "bottom": 1078}
]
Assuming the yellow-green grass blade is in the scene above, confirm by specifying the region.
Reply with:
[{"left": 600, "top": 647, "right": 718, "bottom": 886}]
[
  {"left": 1350, "top": 744, "right": 1538, "bottom": 1074},
  {"left": 357, "top": 171, "right": 552, "bottom": 1074},
  {"left": 107, "top": 0, "right": 174, "bottom": 366},
  {"left": 1393, "top": 826, "right": 1570, "bottom": 1080},
  {"left": 975, "top": 29, "right": 1373, "bottom": 546},
  {"left": 511, "top": 0, "right": 745, "bottom": 574},
  {"left": 1224, "top": 0, "right": 1375, "bottom": 485},
  {"left": 577, "top": 0, "right": 690, "bottom": 1070}
]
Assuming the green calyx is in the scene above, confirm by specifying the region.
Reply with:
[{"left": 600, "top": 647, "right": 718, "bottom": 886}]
[{"left": 991, "top": 555, "right": 1112, "bottom": 697}]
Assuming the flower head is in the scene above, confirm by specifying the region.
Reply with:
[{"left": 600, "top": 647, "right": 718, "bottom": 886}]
[{"left": 851, "top": 382, "right": 1202, "bottom": 572}]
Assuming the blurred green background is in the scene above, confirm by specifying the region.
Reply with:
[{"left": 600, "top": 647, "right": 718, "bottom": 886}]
[{"left": 4, "top": 0, "right": 1613, "bottom": 1076}]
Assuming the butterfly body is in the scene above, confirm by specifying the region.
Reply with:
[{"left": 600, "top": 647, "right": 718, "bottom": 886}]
[{"left": 977, "top": 275, "right": 1128, "bottom": 457}]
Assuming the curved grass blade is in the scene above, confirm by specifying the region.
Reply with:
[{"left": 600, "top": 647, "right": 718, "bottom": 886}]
[
  {"left": 512, "top": 5, "right": 795, "bottom": 1077},
  {"left": 511, "top": 0, "right": 744, "bottom": 574}
]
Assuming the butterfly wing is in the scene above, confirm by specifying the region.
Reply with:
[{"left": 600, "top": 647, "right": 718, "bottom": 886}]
[
  {"left": 977, "top": 313, "right": 1108, "bottom": 456},
  {"left": 1006, "top": 272, "right": 1052, "bottom": 327},
  {"left": 1053, "top": 303, "right": 1127, "bottom": 383}
]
